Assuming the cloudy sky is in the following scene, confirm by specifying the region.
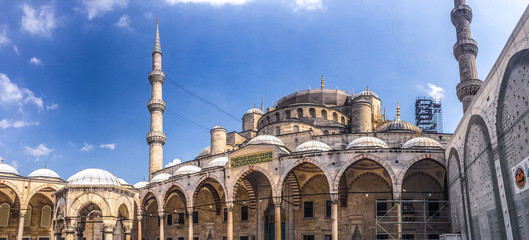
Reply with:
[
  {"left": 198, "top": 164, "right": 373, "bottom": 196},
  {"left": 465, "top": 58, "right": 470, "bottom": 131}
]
[{"left": 0, "top": 0, "right": 526, "bottom": 183}]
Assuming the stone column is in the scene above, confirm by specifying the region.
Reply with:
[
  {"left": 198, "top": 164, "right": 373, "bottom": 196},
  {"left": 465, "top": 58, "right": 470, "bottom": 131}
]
[
  {"left": 227, "top": 202, "right": 234, "bottom": 240},
  {"left": 188, "top": 208, "right": 194, "bottom": 240},
  {"left": 103, "top": 224, "right": 114, "bottom": 240},
  {"left": 123, "top": 220, "right": 133, "bottom": 240},
  {"left": 137, "top": 214, "right": 143, "bottom": 240},
  {"left": 330, "top": 194, "right": 339, "bottom": 240},
  {"left": 76, "top": 226, "right": 84, "bottom": 240},
  {"left": 17, "top": 209, "right": 26, "bottom": 240},
  {"left": 65, "top": 218, "right": 77, "bottom": 240},
  {"left": 159, "top": 211, "right": 165, "bottom": 240},
  {"left": 273, "top": 197, "right": 282, "bottom": 240},
  {"left": 53, "top": 222, "right": 63, "bottom": 240},
  {"left": 397, "top": 202, "right": 402, "bottom": 240}
]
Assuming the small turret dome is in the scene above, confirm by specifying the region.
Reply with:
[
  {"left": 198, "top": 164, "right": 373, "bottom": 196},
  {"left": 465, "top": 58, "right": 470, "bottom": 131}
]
[
  {"left": 402, "top": 137, "right": 443, "bottom": 149},
  {"left": 151, "top": 173, "right": 171, "bottom": 183},
  {"left": 174, "top": 165, "right": 201, "bottom": 176},
  {"left": 207, "top": 157, "right": 229, "bottom": 168},
  {"left": 295, "top": 141, "right": 333, "bottom": 152},
  {"left": 377, "top": 121, "right": 421, "bottom": 134},
  {"left": 354, "top": 87, "right": 379, "bottom": 99},
  {"left": 347, "top": 136, "right": 389, "bottom": 149},
  {"left": 28, "top": 168, "right": 61, "bottom": 179},
  {"left": 133, "top": 181, "right": 149, "bottom": 189},
  {"left": 0, "top": 161, "right": 19, "bottom": 175},
  {"left": 198, "top": 146, "right": 211, "bottom": 157},
  {"left": 247, "top": 135, "right": 285, "bottom": 146},
  {"left": 245, "top": 107, "right": 264, "bottom": 115},
  {"left": 67, "top": 168, "right": 121, "bottom": 186}
]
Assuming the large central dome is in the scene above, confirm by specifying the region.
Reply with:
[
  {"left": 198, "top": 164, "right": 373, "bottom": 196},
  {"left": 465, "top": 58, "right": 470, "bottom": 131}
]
[{"left": 275, "top": 89, "right": 349, "bottom": 108}]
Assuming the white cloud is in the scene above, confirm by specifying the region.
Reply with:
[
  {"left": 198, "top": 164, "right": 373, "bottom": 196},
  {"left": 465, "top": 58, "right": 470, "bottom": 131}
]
[
  {"left": 24, "top": 144, "right": 52, "bottom": 160},
  {"left": 115, "top": 15, "right": 132, "bottom": 30},
  {"left": 100, "top": 143, "right": 116, "bottom": 150},
  {"left": 13, "top": 46, "right": 19, "bottom": 55},
  {"left": 165, "top": 158, "right": 181, "bottom": 168},
  {"left": 418, "top": 83, "right": 445, "bottom": 100},
  {"left": 10, "top": 160, "right": 18, "bottom": 170},
  {"left": 295, "top": 0, "right": 323, "bottom": 11},
  {"left": 29, "top": 57, "right": 42, "bottom": 65},
  {"left": 144, "top": 13, "right": 153, "bottom": 19},
  {"left": 0, "top": 26, "right": 11, "bottom": 48},
  {"left": 80, "top": 143, "right": 94, "bottom": 152},
  {"left": 46, "top": 103, "right": 59, "bottom": 110},
  {"left": 0, "top": 119, "right": 39, "bottom": 129},
  {"left": 165, "top": 0, "right": 252, "bottom": 6},
  {"left": 81, "top": 0, "right": 128, "bottom": 20},
  {"left": 21, "top": 4, "right": 57, "bottom": 37},
  {"left": 0, "top": 73, "right": 45, "bottom": 109}
]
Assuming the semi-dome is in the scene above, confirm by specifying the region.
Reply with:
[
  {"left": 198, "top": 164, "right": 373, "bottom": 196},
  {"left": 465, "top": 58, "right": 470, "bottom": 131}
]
[
  {"left": 354, "top": 88, "right": 379, "bottom": 99},
  {"left": 347, "top": 136, "right": 389, "bottom": 149},
  {"left": 133, "top": 181, "right": 149, "bottom": 189},
  {"left": 198, "top": 146, "right": 211, "bottom": 157},
  {"left": 207, "top": 157, "right": 229, "bottom": 168},
  {"left": 151, "top": 173, "right": 171, "bottom": 183},
  {"left": 28, "top": 168, "right": 61, "bottom": 179},
  {"left": 174, "top": 165, "right": 201, "bottom": 176},
  {"left": 403, "top": 137, "right": 443, "bottom": 149},
  {"left": 377, "top": 120, "right": 421, "bottom": 134},
  {"left": 295, "top": 140, "right": 333, "bottom": 152},
  {"left": 67, "top": 168, "right": 121, "bottom": 186},
  {"left": 245, "top": 107, "right": 264, "bottom": 115},
  {"left": 247, "top": 135, "right": 285, "bottom": 146},
  {"left": 0, "top": 161, "right": 19, "bottom": 175}
]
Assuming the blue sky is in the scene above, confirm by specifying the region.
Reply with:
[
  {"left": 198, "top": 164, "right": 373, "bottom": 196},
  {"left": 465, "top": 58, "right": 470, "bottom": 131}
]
[{"left": 0, "top": 0, "right": 526, "bottom": 184}]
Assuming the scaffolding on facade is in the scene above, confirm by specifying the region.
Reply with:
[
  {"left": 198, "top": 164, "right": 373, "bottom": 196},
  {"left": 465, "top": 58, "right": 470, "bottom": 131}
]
[
  {"left": 375, "top": 200, "right": 451, "bottom": 240},
  {"left": 415, "top": 97, "right": 443, "bottom": 133}
]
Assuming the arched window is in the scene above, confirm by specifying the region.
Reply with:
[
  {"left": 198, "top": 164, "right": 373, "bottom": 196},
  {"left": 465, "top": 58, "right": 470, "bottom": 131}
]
[
  {"left": 309, "top": 108, "right": 316, "bottom": 118},
  {"left": 274, "top": 112, "right": 280, "bottom": 122},
  {"left": 333, "top": 112, "right": 338, "bottom": 122},
  {"left": 275, "top": 126, "right": 280, "bottom": 136},
  {"left": 297, "top": 108, "right": 304, "bottom": 118},
  {"left": 24, "top": 205, "right": 32, "bottom": 227},
  {"left": 341, "top": 116, "right": 345, "bottom": 125},
  {"left": 324, "top": 130, "right": 329, "bottom": 135},
  {"left": 321, "top": 110, "right": 328, "bottom": 120},
  {"left": 40, "top": 205, "right": 52, "bottom": 228},
  {"left": 285, "top": 110, "right": 291, "bottom": 119},
  {"left": 293, "top": 125, "right": 299, "bottom": 132},
  {"left": 0, "top": 202, "right": 10, "bottom": 227}
]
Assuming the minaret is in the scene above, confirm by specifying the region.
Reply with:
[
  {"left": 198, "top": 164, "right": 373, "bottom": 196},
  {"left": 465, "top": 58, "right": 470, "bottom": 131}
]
[
  {"left": 321, "top": 75, "right": 324, "bottom": 89},
  {"left": 146, "top": 18, "right": 166, "bottom": 180},
  {"left": 451, "top": 0, "right": 482, "bottom": 112}
]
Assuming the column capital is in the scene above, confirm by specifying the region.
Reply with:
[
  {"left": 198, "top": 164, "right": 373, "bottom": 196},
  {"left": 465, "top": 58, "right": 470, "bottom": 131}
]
[
  {"left": 158, "top": 210, "right": 165, "bottom": 218},
  {"left": 273, "top": 197, "right": 282, "bottom": 206},
  {"left": 102, "top": 223, "right": 115, "bottom": 233},
  {"left": 330, "top": 193, "right": 339, "bottom": 204},
  {"left": 226, "top": 202, "right": 234, "bottom": 211},
  {"left": 187, "top": 207, "right": 195, "bottom": 215}
]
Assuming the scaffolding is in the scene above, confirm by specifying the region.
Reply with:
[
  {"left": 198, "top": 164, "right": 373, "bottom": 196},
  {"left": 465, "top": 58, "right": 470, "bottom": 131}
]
[
  {"left": 375, "top": 200, "right": 451, "bottom": 240},
  {"left": 415, "top": 97, "right": 443, "bottom": 133}
]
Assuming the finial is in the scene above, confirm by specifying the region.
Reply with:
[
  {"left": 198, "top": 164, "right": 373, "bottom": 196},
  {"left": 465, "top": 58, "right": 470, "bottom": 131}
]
[
  {"left": 156, "top": 17, "right": 159, "bottom": 25},
  {"left": 254, "top": 103, "right": 256, "bottom": 109},
  {"left": 261, "top": 96, "right": 264, "bottom": 111},
  {"left": 321, "top": 75, "right": 324, "bottom": 89},
  {"left": 143, "top": 176, "right": 146, "bottom": 182},
  {"left": 396, "top": 102, "right": 401, "bottom": 121},
  {"left": 366, "top": 85, "right": 369, "bottom": 91},
  {"left": 0, "top": 156, "right": 3, "bottom": 164},
  {"left": 44, "top": 161, "right": 47, "bottom": 169}
]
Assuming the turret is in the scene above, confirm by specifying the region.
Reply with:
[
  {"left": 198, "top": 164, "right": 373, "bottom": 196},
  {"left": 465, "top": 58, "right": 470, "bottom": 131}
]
[
  {"left": 452, "top": 0, "right": 482, "bottom": 112},
  {"left": 146, "top": 19, "right": 166, "bottom": 180},
  {"left": 210, "top": 126, "right": 227, "bottom": 155}
]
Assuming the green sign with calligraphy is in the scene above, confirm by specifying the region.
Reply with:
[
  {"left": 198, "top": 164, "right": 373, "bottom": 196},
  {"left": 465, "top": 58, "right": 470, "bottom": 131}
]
[{"left": 231, "top": 151, "right": 273, "bottom": 168}]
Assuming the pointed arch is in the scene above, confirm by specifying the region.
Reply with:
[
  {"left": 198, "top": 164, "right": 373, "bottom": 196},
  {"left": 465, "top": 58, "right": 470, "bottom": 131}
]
[
  {"left": 278, "top": 158, "right": 333, "bottom": 194},
  {"left": 228, "top": 165, "right": 277, "bottom": 201},
  {"left": 192, "top": 177, "right": 224, "bottom": 215},
  {"left": 396, "top": 154, "right": 446, "bottom": 189},
  {"left": 69, "top": 193, "right": 112, "bottom": 217},
  {"left": 333, "top": 154, "right": 397, "bottom": 194}
]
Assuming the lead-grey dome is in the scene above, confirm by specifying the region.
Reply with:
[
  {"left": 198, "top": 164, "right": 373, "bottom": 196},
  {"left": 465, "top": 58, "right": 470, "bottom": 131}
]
[
  {"left": 151, "top": 173, "right": 171, "bottom": 183},
  {"left": 347, "top": 136, "right": 389, "bottom": 149},
  {"left": 0, "top": 162, "right": 19, "bottom": 175},
  {"left": 295, "top": 140, "right": 333, "bottom": 152},
  {"left": 377, "top": 120, "right": 421, "bottom": 134},
  {"left": 207, "top": 157, "right": 229, "bottom": 168},
  {"left": 67, "top": 168, "right": 121, "bottom": 186},
  {"left": 245, "top": 107, "right": 264, "bottom": 115},
  {"left": 198, "top": 146, "right": 211, "bottom": 157},
  {"left": 402, "top": 137, "right": 443, "bottom": 149},
  {"left": 174, "top": 165, "right": 201, "bottom": 176},
  {"left": 248, "top": 135, "right": 285, "bottom": 146},
  {"left": 28, "top": 168, "right": 61, "bottom": 179},
  {"left": 354, "top": 89, "right": 379, "bottom": 99},
  {"left": 133, "top": 181, "right": 149, "bottom": 189}
]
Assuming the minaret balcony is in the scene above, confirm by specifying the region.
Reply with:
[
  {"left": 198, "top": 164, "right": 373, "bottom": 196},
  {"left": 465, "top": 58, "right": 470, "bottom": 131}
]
[
  {"left": 148, "top": 69, "right": 165, "bottom": 84},
  {"left": 453, "top": 39, "right": 478, "bottom": 59},
  {"left": 146, "top": 131, "right": 166, "bottom": 145},
  {"left": 148, "top": 99, "right": 166, "bottom": 113},
  {"left": 451, "top": 4, "right": 472, "bottom": 25},
  {"left": 456, "top": 79, "right": 483, "bottom": 101}
]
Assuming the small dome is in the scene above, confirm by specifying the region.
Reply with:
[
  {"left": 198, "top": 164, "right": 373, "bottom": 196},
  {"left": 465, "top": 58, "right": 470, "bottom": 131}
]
[
  {"left": 245, "top": 107, "right": 264, "bottom": 115},
  {"left": 207, "top": 157, "right": 229, "bottom": 168},
  {"left": 67, "top": 168, "right": 121, "bottom": 186},
  {"left": 174, "top": 165, "right": 201, "bottom": 176},
  {"left": 133, "top": 181, "right": 149, "bottom": 189},
  {"left": 118, "top": 178, "right": 129, "bottom": 185},
  {"left": 28, "top": 168, "right": 61, "bottom": 179},
  {"left": 403, "top": 137, "right": 443, "bottom": 149},
  {"left": 355, "top": 89, "right": 379, "bottom": 99},
  {"left": 377, "top": 120, "right": 421, "bottom": 134},
  {"left": 151, "top": 173, "right": 171, "bottom": 183},
  {"left": 295, "top": 141, "right": 333, "bottom": 152},
  {"left": 347, "top": 136, "right": 389, "bottom": 149},
  {"left": 198, "top": 146, "right": 211, "bottom": 157},
  {"left": 247, "top": 135, "right": 285, "bottom": 146},
  {"left": 165, "top": 159, "right": 182, "bottom": 168},
  {"left": 212, "top": 125, "right": 225, "bottom": 130},
  {"left": 0, "top": 162, "right": 19, "bottom": 175}
]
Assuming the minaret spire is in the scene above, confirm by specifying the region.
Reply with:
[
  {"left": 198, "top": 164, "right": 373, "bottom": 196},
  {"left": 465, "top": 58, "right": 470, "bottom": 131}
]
[
  {"left": 452, "top": 0, "right": 482, "bottom": 112},
  {"left": 147, "top": 19, "right": 166, "bottom": 180},
  {"left": 396, "top": 102, "right": 401, "bottom": 121},
  {"left": 321, "top": 75, "right": 324, "bottom": 89},
  {"left": 261, "top": 95, "right": 264, "bottom": 112}
]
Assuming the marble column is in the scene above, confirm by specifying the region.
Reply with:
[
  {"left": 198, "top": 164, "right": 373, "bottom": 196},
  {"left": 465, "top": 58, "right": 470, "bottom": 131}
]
[
  {"left": 137, "top": 215, "right": 143, "bottom": 240},
  {"left": 159, "top": 211, "right": 165, "bottom": 240},
  {"left": 17, "top": 209, "right": 26, "bottom": 240},
  {"left": 273, "top": 197, "right": 281, "bottom": 240},
  {"left": 103, "top": 224, "right": 114, "bottom": 240},
  {"left": 227, "top": 202, "right": 234, "bottom": 240},
  {"left": 331, "top": 194, "right": 339, "bottom": 240},
  {"left": 188, "top": 208, "right": 194, "bottom": 240}
]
